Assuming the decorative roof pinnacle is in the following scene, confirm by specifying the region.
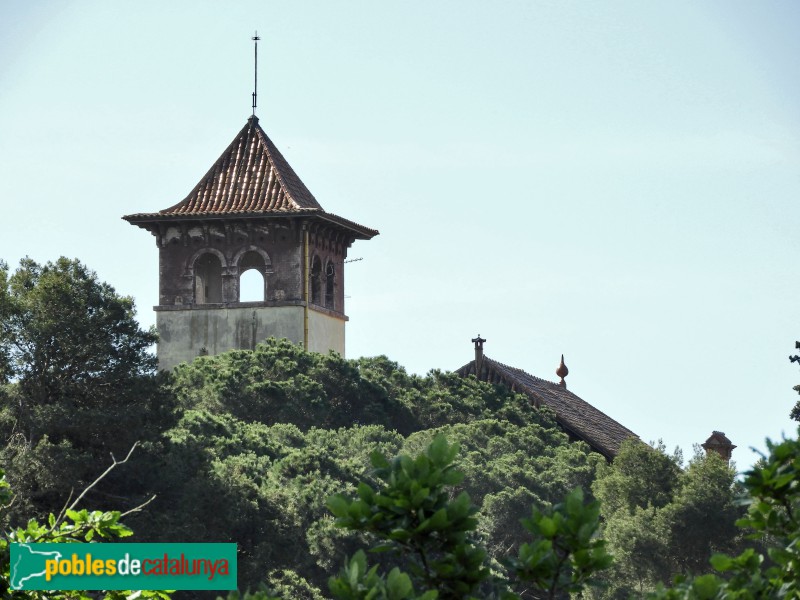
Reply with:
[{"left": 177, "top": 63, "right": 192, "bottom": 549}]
[{"left": 556, "top": 354, "right": 569, "bottom": 387}]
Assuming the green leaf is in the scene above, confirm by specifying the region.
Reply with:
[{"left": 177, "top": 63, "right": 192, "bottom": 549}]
[
  {"left": 709, "top": 553, "right": 733, "bottom": 572},
  {"left": 370, "top": 450, "right": 390, "bottom": 470},
  {"left": 327, "top": 494, "right": 350, "bottom": 518},
  {"left": 690, "top": 574, "right": 721, "bottom": 599},
  {"left": 537, "top": 516, "right": 557, "bottom": 538},
  {"left": 386, "top": 568, "right": 413, "bottom": 599}
]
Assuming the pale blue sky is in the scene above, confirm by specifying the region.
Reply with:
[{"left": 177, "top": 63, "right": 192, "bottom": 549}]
[{"left": 1, "top": 1, "right": 799, "bottom": 469}]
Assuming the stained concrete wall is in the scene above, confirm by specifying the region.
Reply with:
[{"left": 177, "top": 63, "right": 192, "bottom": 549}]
[
  {"left": 156, "top": 303, "right": 348, "bottom": 370},
  {"left": 308, "top": 308, "right": 346, "bottom": 356},
  {"left": 157, "top": 304, "right": 305, "bottom": 370}
]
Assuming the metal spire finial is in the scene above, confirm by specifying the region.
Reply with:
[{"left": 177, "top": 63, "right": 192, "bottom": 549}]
[{"left": 251, "top": 31, "right": 261, "bottom": 117}]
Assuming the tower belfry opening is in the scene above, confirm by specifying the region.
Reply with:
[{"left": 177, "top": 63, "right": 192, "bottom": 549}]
[
  {"left": 194, "top": 253, "right": 223, "bottom": 304},
  {"left": 123, "top": 114, "right": 377, "bottom": 369}
]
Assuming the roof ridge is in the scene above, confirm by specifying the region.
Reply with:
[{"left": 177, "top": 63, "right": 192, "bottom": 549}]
[
  {"left": 459, "top": 354, "right": 638, "bottom": 459},
  {"left": 157, "top": 120, "right": 254, "bottom": 214},
  {"left": 252, "top": 121, "right": 322, "bottom": 212},
  {"left": 484, "top": 356, "right": 561, "bottom": 388}
]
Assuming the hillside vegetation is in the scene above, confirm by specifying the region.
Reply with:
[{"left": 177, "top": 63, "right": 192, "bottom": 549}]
[
  {"left": 133, "top": 340, "right": 605, "bottom": 592},
  {"left": 0, "top": 258, "right": 747, "bottom": 598}
]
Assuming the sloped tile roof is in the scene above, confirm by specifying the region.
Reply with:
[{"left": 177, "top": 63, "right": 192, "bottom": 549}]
[
  {"left": 456, "top": 356, "right": 638, "bottom": 459},
  {"left": 166, "top": 116, "right": 320, "bottom": 214},
  {"left": 702, "top": 431, "right": 736, "bottom": 451},
  {"left": 123, "top": 117, "right": 378, "bottom": 239}
]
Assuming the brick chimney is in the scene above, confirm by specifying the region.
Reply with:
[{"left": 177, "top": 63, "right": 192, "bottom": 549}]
[
  {"left": 472, "top": 335, "right": 486, "bottom": 375},
  {"left": 701, "top": 431, "right": 736, "bottom": 462}
]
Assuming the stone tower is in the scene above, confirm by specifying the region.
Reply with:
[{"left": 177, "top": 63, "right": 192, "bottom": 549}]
[{"left": 124, "top": 116, "right": 377, "bottom": 370}]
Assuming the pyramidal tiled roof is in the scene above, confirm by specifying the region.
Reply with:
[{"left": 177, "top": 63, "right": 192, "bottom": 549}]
[
  {"left": 161, "top": 116, "right": 321, "bottom": 215},
  {"left": 124, "top": 117, "right": 378, "bottom": 239},
  {"left": 456, "top": 356, "right": 638, "bottom": 459}
]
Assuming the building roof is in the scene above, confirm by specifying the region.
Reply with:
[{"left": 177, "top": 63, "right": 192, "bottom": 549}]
[
  {"left": 456, "top": 356, "right": 638, "bottom": 459},
  {"left": 702, "top": 431, "right": 736, "bottom": 452},
  {"left": 124, "top": 116, "right": 378, "bottom": 240}
]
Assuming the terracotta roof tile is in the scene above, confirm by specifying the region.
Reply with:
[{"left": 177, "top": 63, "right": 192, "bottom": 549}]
[
  {"left": 456, "top": 356, "right": 638, "bottom": 459},
  {"left": 161, "top": 116, "right": 322, "bottom": 215},
  {"left": 123, "top": 117, "right": 378, "bottom": 240}
]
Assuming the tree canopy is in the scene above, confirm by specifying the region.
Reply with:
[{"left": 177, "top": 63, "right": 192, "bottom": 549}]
[
  {"left": 123, "top": 340, "right": 603, "bottom": 593},
  {"left": 0, "top": 257, "right": 157, "bottom": 391},
  {"left": 0, "top": 257, "right": 174, "bottom": 523},
  {"left": 590, "top": 440, "right": 744, "bottom": 598}
]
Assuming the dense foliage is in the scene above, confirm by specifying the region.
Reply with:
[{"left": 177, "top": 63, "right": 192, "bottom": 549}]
[
  {"left": 589, "top": 441, "right": 745, "bottom": 598},
  {"left": 0, "top": 258, "right": 175, "bottom": 523},
  {"left": 126, "top": 340, "right": 603, "bottom": 594},
  {"left": 647, "top": 430, "right": 800, "bottom": 599},
  {"left": 0, "top": 257, "right": 761, "bottom": 598},
  {"left": 322, "top": 430, "right": 800, "bottom": 600},
  {"left": 327, "top": 435, "right": 612, "bottom": 599}
]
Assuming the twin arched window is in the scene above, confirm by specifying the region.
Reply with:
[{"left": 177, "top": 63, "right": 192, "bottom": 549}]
[
  {"left": 192, "top": 249, "right": 269, "bottom": 304},
  {"left": 194, "top": 253, "right": 223, "bottom": 303},
  {"left": 192, "top": 250, "right": 333, "bottom": 307}
]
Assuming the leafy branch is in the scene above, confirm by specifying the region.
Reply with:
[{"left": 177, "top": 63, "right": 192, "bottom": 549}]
[{"left": 0, "top": 443, "right": 167, "bottom": 600}]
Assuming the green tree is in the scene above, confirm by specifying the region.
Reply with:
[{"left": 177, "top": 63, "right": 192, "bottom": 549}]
[
  {"left": 0, "top": 257, "right": 175, "bottom": 522},
  {"left": 168, "top": 341, "right": 542, "bottom": 437},
  {"left": 661, "top": 453, "right": 742, "bottom": 576},
  {"left": 0, "top": 258, "right": 157, "bottom": 404},
  {"left": 593, "top": 440, "right": 681, "bottom": 516},
  {"left": 328, "top": 435, "right": 491, "bottom": 598},
  {"left": 169, "top": 341, "right": 417, "bottom": 434},
  {"left": 402, "top": 419, "right": 603, "bottom": 561},
  {"left": 326, "top": 435, "right": 612, "bottom": 600},
  {"left": 0, "top": 261, "right": 13, "bottom": 382},
  {"left": 591, "top": 441, "right": 743, "bottom": 598},
  {"left": 647, "top": 428, "right": 800, "bottom": 599}
]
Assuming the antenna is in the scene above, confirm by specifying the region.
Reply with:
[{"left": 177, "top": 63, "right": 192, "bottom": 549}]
[{"left": 251, "top": 31, "right": 261, "bottom": 116}]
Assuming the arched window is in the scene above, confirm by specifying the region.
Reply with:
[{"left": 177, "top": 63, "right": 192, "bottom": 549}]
[
  {"left": 239, "top": 269, "right": 265, "bottom": 302},
  {"left": 310, "top": 256, "right": 322, "bottom": 305},
  {"left": 194, "top": 253, "right": 222, "bottom": 304},
  {"left": 325, "top": 261, "right": 335, "bottom": 309},
  {"left": 238, "top": 250, "right": 266, "bottom": 302}
]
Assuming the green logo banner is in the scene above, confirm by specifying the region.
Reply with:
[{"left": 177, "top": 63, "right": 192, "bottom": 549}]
[{"left": 10, "top": 543, "right": 237, "bottom": 591}]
